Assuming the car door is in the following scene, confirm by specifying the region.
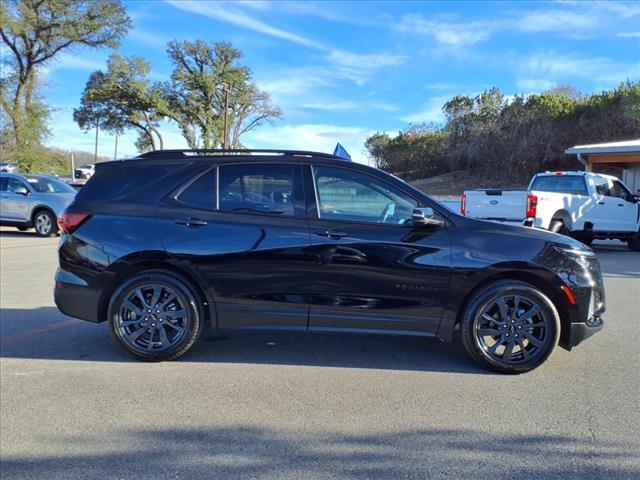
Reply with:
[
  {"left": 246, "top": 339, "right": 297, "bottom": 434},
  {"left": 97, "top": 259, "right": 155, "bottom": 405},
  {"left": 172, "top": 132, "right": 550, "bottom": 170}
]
[
  {"left": 157, "top": 163, "right": 313, "bottom": 330},
  {"left": 305, "top": 164, "right": 451, "bottom": 335},
  {"left": 0, "top": 177, "right": 31, "bottom": 221},
  {"left": 592, "top": 177, "right": 638, "bottom": 231}
]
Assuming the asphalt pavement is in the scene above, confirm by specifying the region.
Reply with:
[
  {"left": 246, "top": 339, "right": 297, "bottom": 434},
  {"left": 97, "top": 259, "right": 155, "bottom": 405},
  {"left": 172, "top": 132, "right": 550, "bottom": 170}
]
[{"left": 0, "top": 227, "right": 639, "bottom": 479}]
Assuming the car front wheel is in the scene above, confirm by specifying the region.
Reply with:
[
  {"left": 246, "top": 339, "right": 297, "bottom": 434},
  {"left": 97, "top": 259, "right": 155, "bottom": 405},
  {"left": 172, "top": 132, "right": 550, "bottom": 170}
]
[
  {"left": 460, "top": 280, "right": 560, "bottom": 374},
  {"left": 108, "top": 272, "right": 203, "bottom": 361}
]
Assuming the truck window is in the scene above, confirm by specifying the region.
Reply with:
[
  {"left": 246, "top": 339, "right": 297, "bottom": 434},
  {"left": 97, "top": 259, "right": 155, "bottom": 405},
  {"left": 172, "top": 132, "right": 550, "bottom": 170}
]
[
  {"left": 529, "top": 176, "right": 587, "bottom": 195},
  {"left": 594, "top": 177, "right": 611, "bottom": 196},
  {"left": 610, "top": 180, "right": 632, "bottom": 201}
]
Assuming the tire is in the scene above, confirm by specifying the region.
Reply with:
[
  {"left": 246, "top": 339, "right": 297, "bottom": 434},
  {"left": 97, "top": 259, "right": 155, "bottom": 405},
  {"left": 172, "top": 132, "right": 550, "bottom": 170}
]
[
  {"left": 33, "top": 210, "right": 58, "bottom": 237},
  {"left": 460, "top": 280, "right": 561, "bottom": 374},
  {"left": 571, "top": 231, "right": 593, "bottom": 246},
  {"left": 549, "top": 219, "right": 569, "bottom": 236},
  {"left": 108, "top": 271, "right": 203, "bottom": 361},
  {"left": 628, "top": 233, "right": 640, "bottom": 252}
]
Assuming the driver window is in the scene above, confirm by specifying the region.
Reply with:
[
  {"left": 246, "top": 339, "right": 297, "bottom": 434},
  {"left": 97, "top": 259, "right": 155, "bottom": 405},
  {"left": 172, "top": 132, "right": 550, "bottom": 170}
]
[
  {"left": 313, "top": 166, "right": 417, "bottom": 224},
  {"left": 6, "top": 178, "right": 26, "bottom": 193},
  {"left": 610, "top": 180, "right": 631, "bottom": 201}
]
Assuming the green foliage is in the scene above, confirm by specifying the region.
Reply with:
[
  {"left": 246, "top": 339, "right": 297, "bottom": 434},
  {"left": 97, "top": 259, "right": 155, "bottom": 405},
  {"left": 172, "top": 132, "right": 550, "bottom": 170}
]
[
  {"left": 367, "top": 81, "right": 640, "bottom": 182},
  {"left": 163, "top": 40, "right": 282, "bottom": 149},
  {"left": 74, "top": 54, "right": 168, "bottom": 151},
  {"left": 0, "top": 0, "right": 130, "bottom": 169}
]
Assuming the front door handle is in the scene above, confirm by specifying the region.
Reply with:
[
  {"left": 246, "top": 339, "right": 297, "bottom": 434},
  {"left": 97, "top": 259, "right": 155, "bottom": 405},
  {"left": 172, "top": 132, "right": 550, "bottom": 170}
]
[
  {"left": 316, "top": 229, "right": 348, "bottom": 239},
  {"left": 597, "top": 201, "right": 605, "bottom": 205},
  {"left": 618, "top": 203, "right": 624, "bottom": 207},
  {"left": 174, "top": 217, "right": 208, "bottom": 227}
]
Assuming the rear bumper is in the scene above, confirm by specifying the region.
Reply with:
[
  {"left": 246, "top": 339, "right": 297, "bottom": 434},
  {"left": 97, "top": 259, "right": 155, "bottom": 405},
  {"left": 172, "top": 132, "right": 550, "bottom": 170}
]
[{"left": 54, "top": 269, "right": 103, "bottom": 323}]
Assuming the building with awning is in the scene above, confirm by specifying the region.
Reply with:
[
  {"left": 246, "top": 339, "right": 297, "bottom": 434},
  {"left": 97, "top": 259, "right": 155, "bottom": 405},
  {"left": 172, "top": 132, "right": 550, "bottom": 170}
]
[{"left": 565, "top": 139, "right": 640, "bottom": 193}]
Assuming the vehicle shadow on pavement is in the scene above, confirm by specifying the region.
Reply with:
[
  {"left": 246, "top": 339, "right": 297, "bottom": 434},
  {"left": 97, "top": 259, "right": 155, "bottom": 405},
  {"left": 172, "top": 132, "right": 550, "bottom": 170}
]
[
  {"left": 1, "top": 426, "right": 638, "bottom": 480},
  {"left": 0, "top": 307, "right": 486, "bottom": 374}
]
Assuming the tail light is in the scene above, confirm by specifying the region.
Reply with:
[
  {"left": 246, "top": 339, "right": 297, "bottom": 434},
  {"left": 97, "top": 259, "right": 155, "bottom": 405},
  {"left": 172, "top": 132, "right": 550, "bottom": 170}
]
[
  {"left": 526, "top": 194, "right": 538, "bottom": 218},
  {"left": 460, "top": 194, "right": 466, "bottom": 216},
  {"left": 58, "top": 211, "right": 90, "bottom": 234}
]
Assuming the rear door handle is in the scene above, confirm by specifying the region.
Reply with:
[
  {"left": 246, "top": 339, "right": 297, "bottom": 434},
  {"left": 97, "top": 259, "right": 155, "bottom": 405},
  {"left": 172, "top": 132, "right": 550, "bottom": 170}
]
[
  {"left": 316, "top": 229, "right": 348, "bottom": 239},
  {"left": 597, "top": 201, "right": 605, "bottom": 205},
  {"left": 174, "top": 217, "right": 208, "bottom": 227}
]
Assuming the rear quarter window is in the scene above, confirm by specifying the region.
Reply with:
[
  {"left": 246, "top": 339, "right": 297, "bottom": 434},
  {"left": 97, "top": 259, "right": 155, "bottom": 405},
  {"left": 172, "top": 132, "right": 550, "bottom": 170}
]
[
  {"left": 530, "top": 176, "right": 587, "bottom": 195},
  {"left": 75, "top": 162, "right": 182, "bottom": 202}
]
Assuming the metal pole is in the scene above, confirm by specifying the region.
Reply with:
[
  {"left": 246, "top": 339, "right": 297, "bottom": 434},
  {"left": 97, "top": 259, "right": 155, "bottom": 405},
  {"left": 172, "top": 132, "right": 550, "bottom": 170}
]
[
  {"left": 223, "top": 87, "right": 229, "bottom": 149},
  {"left": 114, "top": 131, "right": 119, "bottom": 160},
  {"left": 70, "top": 152, "right": 75, "bottom": 181},
  {"left": 94, "top": 117, "right": 99, "bottom": 162}
]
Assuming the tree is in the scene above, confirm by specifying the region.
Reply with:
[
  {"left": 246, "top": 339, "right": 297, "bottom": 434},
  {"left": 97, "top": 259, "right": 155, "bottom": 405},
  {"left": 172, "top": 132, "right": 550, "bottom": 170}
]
[
  {"left": 0, "top": 0, "right": 130, "bottom": 167},
  {"left": 74, "top": 54, "right": 168, "bottom": 151},
  {"left": 163, "top": 40, "right": 281, "bottom": 149}
]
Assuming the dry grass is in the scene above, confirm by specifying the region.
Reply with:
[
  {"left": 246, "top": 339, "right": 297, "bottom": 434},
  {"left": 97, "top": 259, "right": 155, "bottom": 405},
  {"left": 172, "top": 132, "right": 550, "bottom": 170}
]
[{"left": 410, "top": 171, "right": 525, "bottom": 199}]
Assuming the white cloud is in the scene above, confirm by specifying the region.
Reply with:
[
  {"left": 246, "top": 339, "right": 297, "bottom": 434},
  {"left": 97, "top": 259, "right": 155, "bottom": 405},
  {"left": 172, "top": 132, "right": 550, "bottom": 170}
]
[
  {"left": 516, "top": 10, "right": 598, "bottom": 32},
  {"left": 618, "top": 31, "right": 640, "bottom": 38},
  {"left": 243, "top": 123, "right": 373, "bottom": 164},
  {"left": 518, "top": 51, "right": 640, "bottom": 90},
  {"left": 516, "top": 78, "right": 556, "bottom": 91},
  {"left": 326, "top": 49, "right": 408, "bottom": 85},
  {"left": 165, "top": 0, "right": 325, "bottom": 49},
  {"left": 400, "top": 96, "right": 449, "bottom": 124},
  {"left": 397, "top": 14, "right": 495, "bottom": 46}
]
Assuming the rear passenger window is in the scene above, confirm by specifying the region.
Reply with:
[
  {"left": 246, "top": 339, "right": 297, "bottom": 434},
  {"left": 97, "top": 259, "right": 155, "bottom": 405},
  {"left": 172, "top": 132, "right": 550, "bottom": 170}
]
[
  {"left": 219, "top": 164, "right": 296, "bottom": 216},
  {"left": 176, "top": 169, "right": 216, "bottom": 210}
]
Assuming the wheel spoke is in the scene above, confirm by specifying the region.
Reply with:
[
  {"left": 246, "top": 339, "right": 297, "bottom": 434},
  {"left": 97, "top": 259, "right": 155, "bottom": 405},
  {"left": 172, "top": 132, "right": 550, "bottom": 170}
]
[
  {"left": 160, "top": 294, "right": 177, "bottom": 309},
  {"left": 518, "top": 305, "right": 540, "bottom": 322},
  {"left": 165, "top": 309, "right": 186, "bottom": 320},
  {"left": 482, "top": 313, "right": 500, "bottom": 325},
  {"left": 503, "top": 339, "right": 516, "bottom": 361},
  {"left": 122, "top": 300, "right": 143, "bottom": 317},
  {"left": 149, "top": 287, "right": 162, "bottom": 308},
  {"left": 120, "top": 319, "right": 142, "bottom": 327},
  {"left": 516, "top": 338, "right": 530, "bottom": 360},
  {"left": 523, "top": 332, "right": 544, "bottom": 348},
  {"left": 126, "top": 328, "right": 147, "bottom": 343},
  {"left": 526, "top": 321, "right": 546, "bottom": 328},
  {"left": 165, "top": 322, "right": 185, "bottom": 333},
  {"left": 512, "top": 295, "right": 521, "bottom": 314},
  {"left": 147, "top": 330, "right": 155, "bottom": 350},
  {"left": 158, "top": 325, "right": 170, "bottom": 348},
  {"left": 488, "top": 337, "right": 506, "bottom": 353},
  {"left": 134, "top": 289, "right": 148, "bottom": 308},
  {"left": 496, "top": 297, "right": 508, "bottom": 320},
  {"left": 478, "top": 328, "right": 501, "bottom": 337}
]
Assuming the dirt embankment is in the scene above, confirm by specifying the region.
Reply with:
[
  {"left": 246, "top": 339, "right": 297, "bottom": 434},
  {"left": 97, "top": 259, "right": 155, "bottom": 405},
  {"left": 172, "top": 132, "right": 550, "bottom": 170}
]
[{"left": 410, "top": 171, "right": 525, "bottom": 199}]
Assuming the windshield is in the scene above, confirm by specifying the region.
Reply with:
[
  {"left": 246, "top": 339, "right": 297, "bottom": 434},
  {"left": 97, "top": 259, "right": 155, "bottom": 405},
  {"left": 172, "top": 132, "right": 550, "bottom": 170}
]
[{"left": 25, "top": 176, "right": 76, "bottom": 194}]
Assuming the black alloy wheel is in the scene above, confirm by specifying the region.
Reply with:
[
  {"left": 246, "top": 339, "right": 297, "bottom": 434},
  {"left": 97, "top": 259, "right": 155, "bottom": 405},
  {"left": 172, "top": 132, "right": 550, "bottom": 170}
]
[
  {"left": 461, "top": 281, "right": 560, "bottom": 373},
  {"left": 108, "top": 272, "right": 203, "bottom": 361}
]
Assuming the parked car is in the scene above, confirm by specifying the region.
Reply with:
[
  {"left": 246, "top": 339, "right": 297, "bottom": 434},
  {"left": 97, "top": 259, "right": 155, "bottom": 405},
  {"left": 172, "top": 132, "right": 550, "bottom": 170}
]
[
  {"left": 461, "top": 171, "right": 640, "bottom": 251},
  {"left": 0, "top": 173, "right": 77, "bottom": 236},
  {"left": 54, "top": 149, "right": 605, "bottom": 373},
  {"left": 0, "top": 162, "right": 18, "bottom": 173},
  {"left": 74, "top": 163, "right": 95, "bottom": 179}
]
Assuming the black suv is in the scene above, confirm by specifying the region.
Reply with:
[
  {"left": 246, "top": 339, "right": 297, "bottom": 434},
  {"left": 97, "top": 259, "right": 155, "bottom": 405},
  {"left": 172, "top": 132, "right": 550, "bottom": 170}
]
[{"left": 54, "top": 149, "right": 605, "bottom": 373}]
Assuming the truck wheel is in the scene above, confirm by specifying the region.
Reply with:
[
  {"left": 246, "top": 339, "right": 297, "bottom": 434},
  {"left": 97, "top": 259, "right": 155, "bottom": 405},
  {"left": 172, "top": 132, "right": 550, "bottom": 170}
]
[
  {"left": 549, "top": 220, "right": 569, "bottom": 236},
  {"left": 628, "top": 233, "right": 640, "bottom": 252},
  {"left": 571, "top": 231, "right": 593, "bottom": 246},
  {"left": 460, "top": 280, "right": 560, "bottom": 374}
]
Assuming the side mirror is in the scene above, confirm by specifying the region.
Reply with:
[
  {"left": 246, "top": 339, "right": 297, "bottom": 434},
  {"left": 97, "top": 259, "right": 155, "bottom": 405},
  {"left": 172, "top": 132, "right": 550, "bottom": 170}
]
[
  {"left": 15, "top": 186, "right": 29, "bottom": 196},
  {"left": 412, "top": 207, "right": 444, "bottom": 227}
]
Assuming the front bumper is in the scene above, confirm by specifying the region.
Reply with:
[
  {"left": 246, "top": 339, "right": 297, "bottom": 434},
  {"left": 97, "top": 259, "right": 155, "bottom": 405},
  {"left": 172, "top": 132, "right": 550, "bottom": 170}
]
[{"left": 567, "top": 317, "right": 604, "bottom": 348}]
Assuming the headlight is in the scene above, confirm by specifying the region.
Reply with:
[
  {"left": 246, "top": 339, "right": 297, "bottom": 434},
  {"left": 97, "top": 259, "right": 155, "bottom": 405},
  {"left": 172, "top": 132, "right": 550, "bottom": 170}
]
[{"left": 553, "top": 245, "right": 602, "bottom": 289}]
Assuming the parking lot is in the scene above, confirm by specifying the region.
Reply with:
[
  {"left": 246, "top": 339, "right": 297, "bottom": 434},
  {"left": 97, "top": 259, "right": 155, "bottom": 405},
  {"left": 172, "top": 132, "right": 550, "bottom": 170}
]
[{"left": 0, "top": 227, "right": 639, "bottom": 480}]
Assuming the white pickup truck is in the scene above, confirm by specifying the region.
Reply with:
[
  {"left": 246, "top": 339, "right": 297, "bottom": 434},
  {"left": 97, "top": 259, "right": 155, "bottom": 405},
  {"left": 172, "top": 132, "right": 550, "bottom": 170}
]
[{"left": 461, "top": 171, "right": 640, "bottom": 251}]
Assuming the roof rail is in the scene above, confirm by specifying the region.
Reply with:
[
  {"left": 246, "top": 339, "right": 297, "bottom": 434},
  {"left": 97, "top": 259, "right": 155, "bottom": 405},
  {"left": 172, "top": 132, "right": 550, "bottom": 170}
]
[{"left": 136, "top": 149, "right": 341, "bottom": 160}]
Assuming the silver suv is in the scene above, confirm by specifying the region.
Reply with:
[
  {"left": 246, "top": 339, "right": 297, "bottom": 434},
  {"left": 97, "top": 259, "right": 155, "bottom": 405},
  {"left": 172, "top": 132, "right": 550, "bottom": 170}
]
[{"left": 0, "top": 173, "right": 77, "bottom": 236}]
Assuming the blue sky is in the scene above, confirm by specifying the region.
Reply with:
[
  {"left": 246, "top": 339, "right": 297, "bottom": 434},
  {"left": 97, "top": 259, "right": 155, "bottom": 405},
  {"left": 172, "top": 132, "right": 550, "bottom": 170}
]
[{"left": 43, "top": 0, "right": 640, "bottom": 163}]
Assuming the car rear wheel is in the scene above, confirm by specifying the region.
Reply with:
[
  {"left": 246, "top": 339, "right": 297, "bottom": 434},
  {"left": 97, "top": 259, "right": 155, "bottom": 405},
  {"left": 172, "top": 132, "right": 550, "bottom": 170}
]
[
  {"left": 108, "top": 272, "right": 203, "bottom": 361},
  {"left": 34, "top": 210, "right": 58, "bottom": 237},
  {"left": 460, "top": 281, "right": 560, "bottom": 374}
]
